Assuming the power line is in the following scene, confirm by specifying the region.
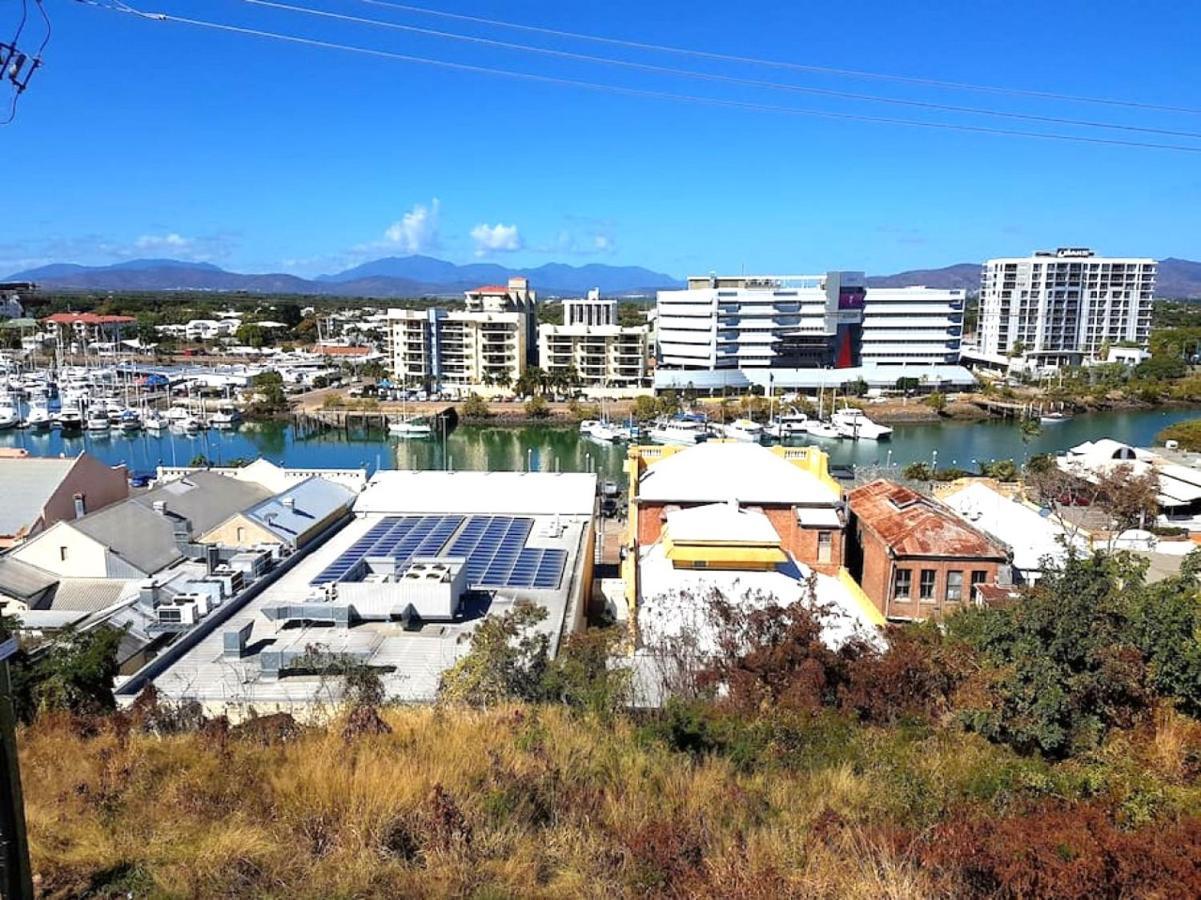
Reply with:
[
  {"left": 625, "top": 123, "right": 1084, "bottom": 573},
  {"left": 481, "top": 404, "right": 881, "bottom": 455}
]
[
  {"left": 241, "top": 0, "right": 1201, "bottom": 140},
  {"left": 357, "top": 0, "right": 1201, "bottom": 116},
  {"left": 80, "top": 3, "right": 1201, "bottom": 153}
]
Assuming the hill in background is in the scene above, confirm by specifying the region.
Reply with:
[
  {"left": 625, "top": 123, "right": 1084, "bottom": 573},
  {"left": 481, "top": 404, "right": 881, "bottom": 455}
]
[{"left": 8, "top": 255, "right": 1201, "bottom": 298}]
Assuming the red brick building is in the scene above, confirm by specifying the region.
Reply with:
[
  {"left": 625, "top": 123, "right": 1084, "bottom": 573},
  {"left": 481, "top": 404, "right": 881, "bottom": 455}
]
[
  {"left": 628, "top": 443, "right": 846, "bottom": 575},
  {"left": 846, "top": 479, "right": 1011, "bottom": 621}
]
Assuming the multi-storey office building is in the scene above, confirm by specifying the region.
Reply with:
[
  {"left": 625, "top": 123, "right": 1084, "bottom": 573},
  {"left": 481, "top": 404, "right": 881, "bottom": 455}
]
[
  {"left": 387, "top": 277, "right": 536, "bottom": 391},
  {"left": 537, "top": 290, "right": 650, "bottom": 387},
  {"left": 860, "top": 286, "right": 965, "bottom": 367},
  {"left": 978, "top": 249, "right": 1156, "bottom": 367},
  {"left": 655, "top": 272, "right": 963, "bottom": 372}
]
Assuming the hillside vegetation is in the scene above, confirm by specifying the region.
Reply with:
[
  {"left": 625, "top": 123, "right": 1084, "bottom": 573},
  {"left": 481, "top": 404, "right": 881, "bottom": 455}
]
[{"left": 15, "top": 550, "right": 1201, "bottom": 898}]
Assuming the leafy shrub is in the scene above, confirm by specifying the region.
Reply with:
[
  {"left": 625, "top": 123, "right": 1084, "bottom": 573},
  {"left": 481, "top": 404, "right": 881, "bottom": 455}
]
[
  {"left": 524, "top": 395, "right": 551, "bottom": 418},
  {"left": 460, "top": 393, "right": 491, "bottom": 419}
]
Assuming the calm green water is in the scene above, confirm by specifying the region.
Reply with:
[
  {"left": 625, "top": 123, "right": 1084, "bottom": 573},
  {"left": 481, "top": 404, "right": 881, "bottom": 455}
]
[{"left": 0, "top": 407, "right": 1196, "bottom": 481}]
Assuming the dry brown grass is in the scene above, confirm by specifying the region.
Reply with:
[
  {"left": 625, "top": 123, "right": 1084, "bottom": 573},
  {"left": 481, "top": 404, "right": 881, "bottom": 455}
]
[{"left": 17, "top": 705, "right": 1201, "bottom": 898}]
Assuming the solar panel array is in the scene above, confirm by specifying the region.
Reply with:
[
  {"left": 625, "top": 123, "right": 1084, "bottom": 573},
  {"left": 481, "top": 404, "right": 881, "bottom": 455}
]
[
  {"left": 446, "top": 516, "right": 566, "bottom": 590},
  {"left": 311, "top": 515, "right": 463, "bottom": 585},
  {"left": 312, "top": 514, "right": 566, "bottom": 591}
]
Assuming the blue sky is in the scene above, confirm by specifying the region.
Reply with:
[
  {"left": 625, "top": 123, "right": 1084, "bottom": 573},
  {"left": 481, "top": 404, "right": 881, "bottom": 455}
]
[{"left": 1, "top": 0, "right": 1199, "bottom": 279}]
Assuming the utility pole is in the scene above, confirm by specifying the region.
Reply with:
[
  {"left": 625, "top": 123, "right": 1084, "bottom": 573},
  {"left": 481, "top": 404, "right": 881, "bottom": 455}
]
[{"left": 0, "top": 625, "right": 32, "bottom": 900}]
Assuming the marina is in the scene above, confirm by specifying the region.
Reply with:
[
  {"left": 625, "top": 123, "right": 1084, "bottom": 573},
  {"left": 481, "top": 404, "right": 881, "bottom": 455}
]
[{"left": 0, "top": 406, "right": 1198, "bottom": 484}]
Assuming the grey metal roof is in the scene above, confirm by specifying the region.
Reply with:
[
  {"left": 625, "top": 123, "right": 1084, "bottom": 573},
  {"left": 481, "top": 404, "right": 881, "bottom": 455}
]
[
  {"left": 244, "top": 477, "right": 355, "bottom": 545},
  {"left": 0, "top": 457, "right": 76, "bottom": 536},
  {"left": 62, "top": 471, "right": 275, "bottom": 577},
  {"left": 132, "top": 470, "right": 274, "bottom": 534},
  {"left": 71, "top": 502, "right": 184, "bottom": 576},
  {"left": 43, "top": 578, "right": 135, "bottom": 613},
  {"left": 0, "top": 556, "right": 58, "bottom": 601}
]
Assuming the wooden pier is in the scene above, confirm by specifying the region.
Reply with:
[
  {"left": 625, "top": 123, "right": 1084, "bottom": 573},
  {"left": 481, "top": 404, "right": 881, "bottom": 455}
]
[{"left": 292, "top": 405, "right": 458, "bottom": 436}]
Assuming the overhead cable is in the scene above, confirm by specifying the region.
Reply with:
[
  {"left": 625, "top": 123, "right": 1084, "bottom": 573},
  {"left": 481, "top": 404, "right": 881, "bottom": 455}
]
[{"left": 80, "top": 3, "right": 1201, "bottom": 152}]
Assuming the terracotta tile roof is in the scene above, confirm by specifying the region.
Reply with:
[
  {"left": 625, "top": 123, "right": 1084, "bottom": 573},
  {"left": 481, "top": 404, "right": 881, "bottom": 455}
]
[
  {"left": 470, "top": 285, "right": 510, "bottom": 294},
  {"left": 314, "top": 344, "right": 371, "bottom": 356},
  {"left": 848, "top": 479, "right": 1009, "bottom": 560},
  {"left": 975, "top": 583, "right": 1024, "bottom": 607},
  {"left": 43, "top": 312, "right": 136, "bottom": 325}
]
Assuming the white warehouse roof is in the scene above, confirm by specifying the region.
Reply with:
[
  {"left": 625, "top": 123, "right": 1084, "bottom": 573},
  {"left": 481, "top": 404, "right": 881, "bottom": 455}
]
[{"left": 356, "top": 471, "right": 597, "bottom": 516}]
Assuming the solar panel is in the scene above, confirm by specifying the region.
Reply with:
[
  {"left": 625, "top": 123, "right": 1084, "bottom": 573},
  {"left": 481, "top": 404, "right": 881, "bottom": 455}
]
[{"left": 312, "top": 513, "right": 567, "bottom": 590}]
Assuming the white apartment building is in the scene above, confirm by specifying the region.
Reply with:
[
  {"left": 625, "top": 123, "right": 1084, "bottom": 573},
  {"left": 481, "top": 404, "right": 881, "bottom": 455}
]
[
  {"left": 978, "top": 248, "right": 1156, "bottom": 366},
  {"left": 388, "top": 277, "right": 536, "bottom": 391},
  {"left": 537, "top": 290, "right": 650, "bottom": 387},
  {"left": 656, "top": 272, "right": 963, "bottom": 371}
]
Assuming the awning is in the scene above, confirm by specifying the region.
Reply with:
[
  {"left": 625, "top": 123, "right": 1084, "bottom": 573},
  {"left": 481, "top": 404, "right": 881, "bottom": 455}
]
[{"left": 797, "top": 507, "right": 842, "bottom": 528}]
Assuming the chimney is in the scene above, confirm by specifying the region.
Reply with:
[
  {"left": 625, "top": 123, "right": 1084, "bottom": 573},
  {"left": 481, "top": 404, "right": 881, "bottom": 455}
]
[
  {"left": 138, "top": 580, "right": 159, "bottom": 610},
  {"left": 72, "top": 493, "right": 86, "bottom": 519},
  {"left": 205, "top": 544, "right": 220, "bottom": 575},
  {"left": 282, "top": 497, "right": 295, "bottom": 510},
  {"left": 152, "top": 500, "right": 167, "bottom": 515}
]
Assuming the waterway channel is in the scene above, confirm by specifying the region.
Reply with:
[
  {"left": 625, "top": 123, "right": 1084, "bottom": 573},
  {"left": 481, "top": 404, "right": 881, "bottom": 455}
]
[{"left": 0, "top": 406, "right": 1197, "bottom": 483}]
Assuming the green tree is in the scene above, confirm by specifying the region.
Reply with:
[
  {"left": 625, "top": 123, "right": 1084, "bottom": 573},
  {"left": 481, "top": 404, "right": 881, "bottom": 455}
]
[
  {"left": 236, "top": 323, "right": 267, "bottom": 349},
  {"left": 438, "top": 603, "right": 551, "bottom": 707},
  {"left": 632, "top": 395, "right": 661, "bottom": 422},
  {"left": 925, "top": 391, "right": 947, "bottom": 414},
  {"left": 979, "top": 459, "right": 1018, "bottom": 481},
  {"left": 515, "top": 366, "right": 547, "bottom": 397},
  {"left": 537, "top": 302, "right": 564, "bottom": 326},
  {"left": 247, "top": 370, "right": 288, "bottom": 416},
  {"left": 9, "top": 625, "right": 125, "bottom": 723},
  {"left": 947, "top": 552, "right": 1152, "bottom": 758},
  {"left": 541, "top": 628, "right": 632, "bottom": 718}
]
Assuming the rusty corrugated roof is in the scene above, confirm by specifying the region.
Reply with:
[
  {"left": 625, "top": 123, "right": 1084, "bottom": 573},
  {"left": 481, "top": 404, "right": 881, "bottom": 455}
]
[{"left": 848, "top": 479, "right": 1009, "bottom": 560}]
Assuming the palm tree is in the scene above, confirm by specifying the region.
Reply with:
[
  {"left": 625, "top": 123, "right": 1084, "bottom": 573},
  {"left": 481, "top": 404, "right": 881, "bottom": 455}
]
[{"left": 1019, "top": 416, "right": 1042, "bottom": 466}]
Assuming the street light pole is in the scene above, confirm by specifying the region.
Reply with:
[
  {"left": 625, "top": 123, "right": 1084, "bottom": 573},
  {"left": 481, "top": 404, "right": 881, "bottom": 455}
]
[{"left": 0, "top": 626, "right": 33, "bottom": 900}]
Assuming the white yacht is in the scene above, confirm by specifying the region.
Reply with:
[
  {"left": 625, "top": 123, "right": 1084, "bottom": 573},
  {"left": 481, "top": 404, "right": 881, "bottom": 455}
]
[
  {"left": 831, "top": 407, "right": 893, "bottom": 441},
  {"left": 802, "top": 419, "right": 842, "bottom": 440},
  {"left": 144, "top": 412, "right": 167, "bottom": 431},
  {"left": 86, "top": 411, "right": 111, "bottom": 433},
  {"left": 118, "top": 409, "right": 143, "bottom": 432},
  {"left": 0, "top": 404, "right": 18, "bottom": 431},
  {"left": 57, "top": 406, "right": 84, "bottom": 430},
  {"left": 210, "top": 404, "right": 243, "bottom": 429},
  {"left": 765, "top": 412, "right": 809, "bottom": 440},
  {"left": 580, "top": 419, "right": 624, "bottom": 443},
  {"left": 389, "top": 417, "right": 433, "bottom": 437},
  {"left": 648, "top": 417, "right": 709, "bottom": 446},
  {"left": 720, "top": 418, "right": 765, "bottom": 443},
  {"left": 25, "top": 404, "right": 51, "bottom": 431}
]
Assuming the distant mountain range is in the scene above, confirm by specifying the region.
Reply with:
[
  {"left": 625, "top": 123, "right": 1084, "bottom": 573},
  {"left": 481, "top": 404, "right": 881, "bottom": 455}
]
[
  {"left": 5, "top": 256, "right": 683, "bottom": 298},
  {"left": 7, "top": 255, "right": 1201, "bottom": 298}
]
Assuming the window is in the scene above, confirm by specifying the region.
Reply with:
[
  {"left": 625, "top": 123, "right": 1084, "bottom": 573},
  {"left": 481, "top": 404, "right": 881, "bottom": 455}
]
[
  {"left": 892, "top": 568, "right": 912, "bottom": 600},
  {"left": 817, "top": 531, "right": 833, "bottom": 564},
  {"left": 236, "top": 526, "right": 246, "bottom": 543},
  {"left": 59, "top": 546, "right": 68, "bottom": 562},
  {"left": 971, "top": 570, "right": 989, "bottom": 587},
  {"left": 919, "top": 569, "right": 937, "bottom": 602},
  {"left": 947, "top": 571, "right": 964, "bottom": 602}
]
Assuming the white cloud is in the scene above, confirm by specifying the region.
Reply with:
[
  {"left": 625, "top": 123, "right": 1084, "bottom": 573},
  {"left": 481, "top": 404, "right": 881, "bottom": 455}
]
[
  {"left": 382, "top": 198, "right": 441, "bottom": 253},
  {"left": 470, "top": 222, "right": 522, "bottom": 257},
  {"left": 133, "top": 232, "right": 192, "bottom": 253},
  {"left": 593, "top": 233, "right": 613, "bottom": 252}
]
